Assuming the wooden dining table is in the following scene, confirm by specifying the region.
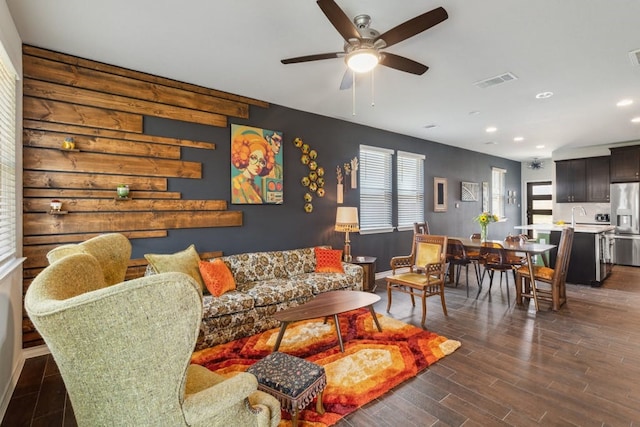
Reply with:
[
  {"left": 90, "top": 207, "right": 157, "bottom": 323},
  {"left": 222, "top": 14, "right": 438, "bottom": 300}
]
[{"left": 450, "top": 237, "right": 557, "bottom": 307}]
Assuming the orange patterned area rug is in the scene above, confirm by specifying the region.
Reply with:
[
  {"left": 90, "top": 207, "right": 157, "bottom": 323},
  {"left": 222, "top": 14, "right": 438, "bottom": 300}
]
[{"left": 191, "top": 308, "right": 461, "bottom": 427}]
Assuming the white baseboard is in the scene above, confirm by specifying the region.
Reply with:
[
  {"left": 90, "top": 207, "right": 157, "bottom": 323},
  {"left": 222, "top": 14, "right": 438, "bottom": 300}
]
[
  {"left": 375, "top": 270, "right": 392, "bottom": 279},
  {"left": 22, "top": 344, "right": 50, "bottom": 359}
]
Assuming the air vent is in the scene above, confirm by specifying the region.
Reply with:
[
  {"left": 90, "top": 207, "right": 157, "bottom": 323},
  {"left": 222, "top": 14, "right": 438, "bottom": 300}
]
[
  {"left": 473, "top": 72, "right": 518, "bottom": 89},
  {"left": 629, "top": 49, "right": 640, "bottom": 67}
]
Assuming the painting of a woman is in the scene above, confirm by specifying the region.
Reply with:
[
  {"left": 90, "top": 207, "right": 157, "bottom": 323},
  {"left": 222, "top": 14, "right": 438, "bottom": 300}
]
[{"left": 231, "top": 129, "right": 275, "bottom": 204}]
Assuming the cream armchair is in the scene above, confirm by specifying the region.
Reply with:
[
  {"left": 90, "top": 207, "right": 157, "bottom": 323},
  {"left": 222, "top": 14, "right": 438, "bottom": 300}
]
[{"left": 26, "top": 237, "right": 280, "bottom": 427}]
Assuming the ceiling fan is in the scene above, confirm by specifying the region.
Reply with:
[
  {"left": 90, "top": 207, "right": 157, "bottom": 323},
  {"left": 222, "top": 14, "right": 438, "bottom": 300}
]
[{"left": 281, "top": 0, "right": 448, "bottom": 89}]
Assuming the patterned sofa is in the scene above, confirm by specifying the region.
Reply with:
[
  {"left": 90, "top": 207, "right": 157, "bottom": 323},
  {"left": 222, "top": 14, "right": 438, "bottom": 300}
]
[{"left": 149, "top": 247, "right": 364, "bottom": 350}]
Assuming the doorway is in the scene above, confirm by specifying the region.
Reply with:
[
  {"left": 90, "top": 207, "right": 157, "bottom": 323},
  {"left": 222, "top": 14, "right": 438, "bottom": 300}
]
[{"left": 525, "top": 181, "right": 552, "bottom": 239}]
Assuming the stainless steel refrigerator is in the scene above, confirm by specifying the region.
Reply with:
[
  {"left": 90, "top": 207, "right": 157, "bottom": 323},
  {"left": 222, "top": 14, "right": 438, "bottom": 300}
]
[{"left": 611, "top": 182, "right": 640, "bottom": 266}]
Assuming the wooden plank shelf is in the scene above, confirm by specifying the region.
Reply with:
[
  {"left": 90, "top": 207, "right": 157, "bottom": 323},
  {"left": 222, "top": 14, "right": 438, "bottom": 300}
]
[{"left": 20, "top": 45, "right": 261, "bottom": 348}]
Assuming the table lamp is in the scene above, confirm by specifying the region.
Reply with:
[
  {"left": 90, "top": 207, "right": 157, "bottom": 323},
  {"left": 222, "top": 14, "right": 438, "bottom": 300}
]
[{"left": 335, "top": 207, "right": 360, "bottom": 262}]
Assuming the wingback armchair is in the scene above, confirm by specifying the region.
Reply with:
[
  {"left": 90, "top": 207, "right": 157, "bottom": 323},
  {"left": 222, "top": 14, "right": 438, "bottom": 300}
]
[{"left": 26, "top": 235, "right": 280, "bottom": 427}]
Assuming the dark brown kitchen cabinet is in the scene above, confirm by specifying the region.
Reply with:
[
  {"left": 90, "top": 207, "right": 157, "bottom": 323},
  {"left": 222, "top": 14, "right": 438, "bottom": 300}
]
[
  {"left": 556, "top": 157, "right": 610, "bottom": 203},
  {"left": 556, "top": 159, "right": 587, "bottom": 203},
  {"left": 610, "top": 146, "right": 640, "bottom": 182},
  {"left": 586, "top": 156, "right": 610, "bottom": 202}
]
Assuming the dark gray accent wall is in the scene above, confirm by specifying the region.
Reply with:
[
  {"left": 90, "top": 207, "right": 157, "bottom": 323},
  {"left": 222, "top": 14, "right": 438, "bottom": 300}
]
[{"left": 140, "top": 103, "right": 521, "bottom": 271}]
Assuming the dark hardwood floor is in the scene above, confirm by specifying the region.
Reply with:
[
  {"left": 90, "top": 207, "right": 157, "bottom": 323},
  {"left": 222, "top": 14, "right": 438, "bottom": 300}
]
[{"left": 4, "top": 265, "right": 640, "bottom": 426}]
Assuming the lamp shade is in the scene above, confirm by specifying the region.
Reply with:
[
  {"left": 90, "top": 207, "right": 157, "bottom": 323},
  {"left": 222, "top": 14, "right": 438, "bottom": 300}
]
[{"left": 335, "top": 207, "right": 359, "bottom": 232}]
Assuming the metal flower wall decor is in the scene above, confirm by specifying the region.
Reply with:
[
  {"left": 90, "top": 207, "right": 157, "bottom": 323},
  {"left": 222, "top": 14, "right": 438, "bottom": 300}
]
[{"left": 528, "top": 159, "right": 544, "bottom": 170}]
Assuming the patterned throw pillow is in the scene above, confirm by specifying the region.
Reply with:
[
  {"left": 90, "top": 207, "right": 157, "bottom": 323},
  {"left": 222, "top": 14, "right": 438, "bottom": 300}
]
[
  {"left": 314, "top": 247, "right": 344, "bottom": 273},
  {"left": 199, "top": 259, "right": 236, "bottom": 297},
  {"left": 144, "top": 244, "right": 205, "bottom": 292}
]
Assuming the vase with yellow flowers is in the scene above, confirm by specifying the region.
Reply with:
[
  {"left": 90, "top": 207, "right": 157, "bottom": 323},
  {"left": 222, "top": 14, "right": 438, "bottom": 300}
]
[{"left": 474, "top": 211, "right": 499, "bottom": 242}]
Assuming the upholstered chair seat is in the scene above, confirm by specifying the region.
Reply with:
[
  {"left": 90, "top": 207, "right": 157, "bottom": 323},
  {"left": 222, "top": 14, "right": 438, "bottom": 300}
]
[{"left": 516, "top": 265, "right": 555, "bottom": 281}]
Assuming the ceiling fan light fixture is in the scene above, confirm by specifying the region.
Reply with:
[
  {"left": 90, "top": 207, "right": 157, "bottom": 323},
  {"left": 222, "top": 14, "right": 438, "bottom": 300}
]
[{"left": 346, "top": 49, "right": 379, "bottom": 73}]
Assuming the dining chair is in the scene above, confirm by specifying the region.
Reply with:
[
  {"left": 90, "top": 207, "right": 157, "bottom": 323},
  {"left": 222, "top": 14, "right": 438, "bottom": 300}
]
[
  {"left": 446, "top": 238, "right": 479, "bottom": 297},
  {"left": 478, "top": 242, "right": 513, "bottom": 303},
  {"left": 515, "top": 227, "right": 575, "bottom": 311},
  {"left": 386, "top": 234, "right": 448, "bottom": 327},
  {"left": 413, "top": 222, "right": 430, "bottom": 235},
  {"left": 504, "top": 234, "right": 528, "bottom": 278},
  {"left": 465, "top": 233, "right": 482, "bottom": 277},
  {"left": 389, "top": 222, "right": 431, "bottom": 274}
]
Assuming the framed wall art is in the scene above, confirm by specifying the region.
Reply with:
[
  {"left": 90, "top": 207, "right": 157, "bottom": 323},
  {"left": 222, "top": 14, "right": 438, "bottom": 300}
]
[
  {"left": 230, "top": 124, "right": 283, "bottom": 204},
  {"left": 434, "top": 177, "right": 447, "bottom": 212},
  {"left": 461, "top": 181, "right": 479, "bottom": 202}
]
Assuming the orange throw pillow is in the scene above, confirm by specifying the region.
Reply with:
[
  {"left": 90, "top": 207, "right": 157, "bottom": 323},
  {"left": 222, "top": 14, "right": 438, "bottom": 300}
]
[
  {"left": 198, "top": 259, "right": 236, "bottom": 297},
  {"left": 314, "top": 247, "right": 344, "bottom": 273}
]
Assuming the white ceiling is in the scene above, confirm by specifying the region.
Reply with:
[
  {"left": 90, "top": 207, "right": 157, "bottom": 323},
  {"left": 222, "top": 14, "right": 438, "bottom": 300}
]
[{"left": 6, "top": 0, "right": 640, "bottom": 162}]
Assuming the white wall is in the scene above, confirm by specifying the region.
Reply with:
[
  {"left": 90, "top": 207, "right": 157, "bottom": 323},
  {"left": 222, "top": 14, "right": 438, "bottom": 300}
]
[
  {"left": 520, "top": 158, "right": 554, "bottom": 225},
  {"left": 0, "top": 0, "right": 23, "bottom": 419}
]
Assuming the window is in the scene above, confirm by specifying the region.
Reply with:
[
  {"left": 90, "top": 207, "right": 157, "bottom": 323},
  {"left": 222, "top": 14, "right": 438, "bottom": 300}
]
[
  {"left": 396, "top": 151, "right": 424, "bottom": 230},
  {"left": 491, "top": 167, "right": 506, "bottom": 218},
  {"left": 359, "top": 145, "right": 393, "bottom": 233},
  {"left": 0, "top": 49, "right": 17, "bottom": 267}
]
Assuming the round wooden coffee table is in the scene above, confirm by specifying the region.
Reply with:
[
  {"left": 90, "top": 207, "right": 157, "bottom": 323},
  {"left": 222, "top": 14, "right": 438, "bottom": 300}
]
[{"left": 272, "top": 290, "right": 382, "bottom": 352}]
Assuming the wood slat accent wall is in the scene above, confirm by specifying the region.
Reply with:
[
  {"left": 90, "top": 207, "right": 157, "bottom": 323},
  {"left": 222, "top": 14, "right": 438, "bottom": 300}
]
[{"left": 21, "top": 45, "right": 269, "bottom": 347}]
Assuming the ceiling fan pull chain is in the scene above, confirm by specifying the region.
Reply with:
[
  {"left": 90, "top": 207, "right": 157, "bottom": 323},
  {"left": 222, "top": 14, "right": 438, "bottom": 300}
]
[
  {"left": 352, "top": 70, "right": 356, "bottom": 116},
  {"left": 371, "top": 69, "right": 375, "bottom": 107}
]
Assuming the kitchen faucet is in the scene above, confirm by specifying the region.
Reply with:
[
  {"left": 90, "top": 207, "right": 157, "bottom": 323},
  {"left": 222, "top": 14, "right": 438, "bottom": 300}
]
[{"left": 571, "top": 206, "right": 586, "bottom": 228}]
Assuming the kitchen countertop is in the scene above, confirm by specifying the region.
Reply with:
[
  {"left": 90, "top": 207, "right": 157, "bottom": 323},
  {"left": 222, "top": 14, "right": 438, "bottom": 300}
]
[{"left": 514, "top": 224, "right": 615, "bottom": 234}]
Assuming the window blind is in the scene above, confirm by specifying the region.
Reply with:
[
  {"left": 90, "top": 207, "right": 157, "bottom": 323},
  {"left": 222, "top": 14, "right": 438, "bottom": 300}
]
[
  {"left": 0, "top": 53, "right": 17, "bottom": 266},
  {"left": 492, "top": 167, "right": 506, "bottom": 218},
  {"left": 397, "top": 151, "right": 425, "bottom": 229},
  {"left": 359, "top": 145, "right": 393, "bottom": 233}
]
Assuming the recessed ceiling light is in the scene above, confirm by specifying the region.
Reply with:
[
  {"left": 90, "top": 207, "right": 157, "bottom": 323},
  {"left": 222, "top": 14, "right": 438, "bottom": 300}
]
[
  {"left": 632, "top": 117, "right": 640, "bottom": 123},
  {"left": 536, "top": 145, "right": 545, "bottom": 149},
  {"left": 486, "top": 126, "right": 497, "bottom": 133},
  {"left": 423, "top": 124, "right": 437, "bottom": 129},
  {"left": 469, "top": 111, "right": 481, "bottom": 116},
  {"left": 617, "top": 99, "right": 633, "bottom": 107},
  {"left": 535, "top": 91, "right": 554, "bottom": 99},
  {"left": 484, "top": 141, "right": 498, "bottom": 145},
  {"left": 513, "top": 136, "right": 524, "bottom": 142}
]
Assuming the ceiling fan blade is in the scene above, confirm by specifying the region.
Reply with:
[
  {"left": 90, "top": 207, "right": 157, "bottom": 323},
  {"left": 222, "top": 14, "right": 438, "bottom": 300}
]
[
  {"left": 281, "top": 52, "right": 342, "bottom": 64},
  {"left": 339, "top": 68, "right": 353, "bottom": 90},
  {"left": 376, "top": 7, "right": 448, "bottom": 48},
  {"left": 316, "top": 0, "right": 361, "bottom": 42},
  {"left": 379, "top": 53, "right": 429, "bottom": 75}
]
